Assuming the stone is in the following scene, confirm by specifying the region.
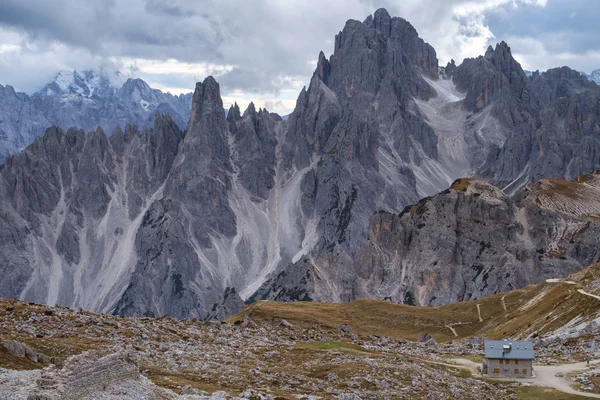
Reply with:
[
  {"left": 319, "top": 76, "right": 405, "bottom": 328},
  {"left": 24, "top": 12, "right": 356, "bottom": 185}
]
[
  {"left": 417, "top": 333, "right": 433, "bottom": 343},
  {"left": 3, "top": 340, "right": 49, "bottom": 364},
  {"left": 279, "top": 320, "right": 294, "bottom": 329}
]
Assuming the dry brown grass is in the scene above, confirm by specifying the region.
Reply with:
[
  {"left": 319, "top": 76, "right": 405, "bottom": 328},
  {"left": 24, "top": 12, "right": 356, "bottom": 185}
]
[
  {"left": 449, "top": 178, "right": 475, "bottom": 192},
  {"left": 229, "top": 264, "right": 600, "bottom": 342},
  {"left": 538, "top": 178, "right": 586, "bottom": 199},
  {"left": 0, "top": 345, "right": 42, "bottom": 370},
  {"left": 145, "top": 370, "right": 233, "bottom": 395}
]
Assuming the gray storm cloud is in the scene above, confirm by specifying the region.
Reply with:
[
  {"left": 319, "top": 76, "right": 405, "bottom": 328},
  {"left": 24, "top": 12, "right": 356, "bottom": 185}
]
[{"left": 0, "top": 0, "right": 595, "bottom": 110}]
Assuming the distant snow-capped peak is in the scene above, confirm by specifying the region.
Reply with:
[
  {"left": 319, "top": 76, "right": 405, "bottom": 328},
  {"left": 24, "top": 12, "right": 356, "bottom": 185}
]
[
  {"left": 40, "top": 63, "right": 130, "bottom": 98},
  {"left": 580, "top": 69, "right": 600, "bottom": 85}
]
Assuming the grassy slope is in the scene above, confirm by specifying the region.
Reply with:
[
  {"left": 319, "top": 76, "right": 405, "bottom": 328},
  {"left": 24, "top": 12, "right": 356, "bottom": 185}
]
[{"left": 229, "top": 264, "right": 600, "bottom": 342}]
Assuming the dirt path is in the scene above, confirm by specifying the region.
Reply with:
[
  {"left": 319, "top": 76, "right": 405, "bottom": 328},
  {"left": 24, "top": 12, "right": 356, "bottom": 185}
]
[
  {"left": 444, "top": 322, "right": 471, "bottom": 337},
  {"left": 501, "top": 294, "right": 507, "bottom": 312},
  {"left": 445, "top": 324, "right": 458, "bottom": 337},
  {"left": 578, "top": 289, "right": 600, "bottom": 302},
  {"left": 532, "top": 361, "right": 600, "bottom": 398},
  {"left": 546, "top": 278, "right": 578, "bottom": 285},
  {"left": 476, "top": 304, "right": 483, "bottom": 322},
  {"left": 448, "top": 358, "right": 600, "bottom": 398}
]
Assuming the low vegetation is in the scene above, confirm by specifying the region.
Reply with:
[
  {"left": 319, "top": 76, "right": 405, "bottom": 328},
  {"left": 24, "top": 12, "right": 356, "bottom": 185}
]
[
  {"left": 449, "top": 177, "right": 475, "bottom": 192},
  {"left": 229, "top": 263, "right": 600, "bottom": 342}
]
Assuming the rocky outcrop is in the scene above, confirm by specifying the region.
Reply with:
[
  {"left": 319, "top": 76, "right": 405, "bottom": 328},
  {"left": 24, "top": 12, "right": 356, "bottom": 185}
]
[
  {"left": 448, "top": 43, "right": 600, "bottom": 191},
  {"left": 26, "top": 351, "right": 175, "bottom": 400},
  {"left": 228, "top": 102, "right": 277, "bottom": 200},
  {"left": 205, "top": 287, "right": 245, "bottom": 321},
  {"left": 3, "top": 341, "right": 50, "bottom": 364},
  {"left": 257, "top": 176, "right": 600, "bottom": 305}
]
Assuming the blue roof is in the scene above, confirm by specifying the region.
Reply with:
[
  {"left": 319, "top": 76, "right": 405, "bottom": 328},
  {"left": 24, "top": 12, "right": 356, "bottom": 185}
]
[{"left": 484, "top": 340, "right": 534, "bottom": 360}]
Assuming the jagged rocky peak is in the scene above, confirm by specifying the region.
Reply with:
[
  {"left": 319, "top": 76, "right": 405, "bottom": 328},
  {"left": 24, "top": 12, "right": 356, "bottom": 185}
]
[
  {"left": 370, "top": 8, "right": 438, "bottom": 78},
  {"left": 583, "top": 68, "right": 600, "bottom": 84},
  {"left": 230, "top": 101, "right": 278, "bottom": 200},
  {"left": 118, "top": 78, "right": 154, "bottom": 102},
  {"left": 530, "top": 66, "right": 598, "bottom": 104},
  {"left": 226, "top": 101, "right": 242, "bottom": 135},
  {"left": 227, "top": 102, "right": 242, "bottom": 121},
  {"left": 190, "top": 76, "right": 225, "bottom": 126},
  {"left": 244, "top": 101, "right": 257, "bottom": 117},
  {"left": 452, "top": 41, "right": 528, "bottom": 111},
  {"left": 315, "top": 50, "right": 331, "bottom": 84},
  {"left": 0, "top": 65, "right": 192, "bottom": 161},
  {"left": 318, "top": 7, "right": 437, "bottom": 105}
]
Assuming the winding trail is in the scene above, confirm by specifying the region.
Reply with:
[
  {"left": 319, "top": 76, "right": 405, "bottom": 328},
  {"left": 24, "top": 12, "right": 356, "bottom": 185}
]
[
  {"left": 545, "top": 278, "right": 600, "bottom": 302},
  {"left": 445, "top": 324, "right": 458, "bottom": 337},
  {"left": 476, "top": 304, "right": 483, "bottom": 322},
  {"left": 501, "top": 294, "right": 507, "bottom": 312},
  {"left": 444, "top": 322, "right": 471, "bottom": 337}
]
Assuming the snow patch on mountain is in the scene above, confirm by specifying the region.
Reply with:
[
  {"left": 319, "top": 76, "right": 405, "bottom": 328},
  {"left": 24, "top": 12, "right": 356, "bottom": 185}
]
[{"left": 581, "top": 69, "right": 600, "bottom": 85}]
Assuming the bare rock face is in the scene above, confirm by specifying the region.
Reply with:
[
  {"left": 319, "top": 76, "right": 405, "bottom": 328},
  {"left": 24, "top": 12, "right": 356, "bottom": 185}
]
[
  {"left": 205, "top": 287, "right": 245, "bottom": 321},
  {"left": 26, "top": 351, "right": 175, "bottom": 400},
  {"left": 228, "top": 102, "right": 277, "bottom": 201},
  {"left": 450, "top": 42, "right": 600, "bottom": 191},
  {"left": 259, "top": 177, "right": 600, "bottom": 305},
  {"left": 2, "top": 8, "right": 600, "bottom": 317},
  {"left": 3, "top": 341, "right": 50, "bottom": 364},
  {"left": 0, "top": 70, "right": 192, "bottom": 161}
]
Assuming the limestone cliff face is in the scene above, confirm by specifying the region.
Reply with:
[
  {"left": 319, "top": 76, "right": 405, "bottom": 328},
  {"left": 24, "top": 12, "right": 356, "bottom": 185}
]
[
  {"left": 450, "top": 43, "right": 600, "bottom": 191},
  {"left": 255, "top": 177, "right": 600, "bottom": 305},
  {"left": 2, "top": 9, "right": 600, "bottom": 318}
]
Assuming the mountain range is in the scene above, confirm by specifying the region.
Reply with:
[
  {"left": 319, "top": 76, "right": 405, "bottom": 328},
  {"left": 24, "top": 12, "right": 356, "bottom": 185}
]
[
  {"left": 0, "top": 8, "right": 599, "bottom": 320},
  {"left": 0, "top": 66, "right": 193, "bottom": 160},
  {"left": 526, "top": 68, "right": 600, "bottom": 85}
]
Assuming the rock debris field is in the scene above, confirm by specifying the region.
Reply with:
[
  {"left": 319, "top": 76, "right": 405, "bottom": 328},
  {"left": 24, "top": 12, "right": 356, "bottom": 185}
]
[{"left": 0, "top": 298, "right": 596, "bottom": 399}]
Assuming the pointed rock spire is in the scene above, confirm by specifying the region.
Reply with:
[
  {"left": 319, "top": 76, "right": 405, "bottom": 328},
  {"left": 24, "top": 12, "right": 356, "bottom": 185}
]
[
  {"left": 190, "top": 76, "right": 224, "bottom": 125},
  {"left": 227, "top": 102, "right": 242, "bottom": 135},
  {"left": 227, "top": 102, "right": 241, "bottom": 122},
  {"left": 315, "top": 51, "right": 331, "bottom": 85},
  {"left": 244, "top": 101, "right": 257, "bottom": 118},
  {"left": 373, "top": 8, "right": 392, "bottom": 36}
]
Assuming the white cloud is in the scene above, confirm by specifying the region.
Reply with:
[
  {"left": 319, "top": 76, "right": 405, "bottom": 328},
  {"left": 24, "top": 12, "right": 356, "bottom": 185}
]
[
  {"left": 5, "top": 0, "right": 598, "bottom": 116},
  {"left": 510, "top": 35, "right": 600, "bottom": 73}
]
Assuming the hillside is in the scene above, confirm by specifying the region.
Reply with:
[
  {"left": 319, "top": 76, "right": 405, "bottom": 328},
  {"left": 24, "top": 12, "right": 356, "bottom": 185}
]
[
  {"left": 230, "top": 263, "right": 600, "bottom": 342},
  {"left": 0, "top": 298, "right": 518, "bottom": 399},
  {"left": 1, "top": 8, "right": 600, "bottom": 323},
  {"left": 2, "top": 264, "right": 600, "bottom": 398}
]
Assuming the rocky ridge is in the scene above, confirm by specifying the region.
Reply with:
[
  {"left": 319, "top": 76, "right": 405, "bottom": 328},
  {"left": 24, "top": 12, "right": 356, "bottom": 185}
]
[
  {"left": 0, "top": 8, "right": 600, "bottom": 318},
  {"left": 0, "top": 68, "right": 192, "bottom": 160},
  {"left": 1, "top": 297, "right": 590, "bottom": 400},
  {"left": 256, "top": 171, "right": 600, "bottom": 306}
]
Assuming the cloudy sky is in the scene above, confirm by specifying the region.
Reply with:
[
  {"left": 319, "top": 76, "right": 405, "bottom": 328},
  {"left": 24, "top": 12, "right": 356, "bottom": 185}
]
[{"left": 0, "top": 0, "right": 598, "bottom": 114}]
